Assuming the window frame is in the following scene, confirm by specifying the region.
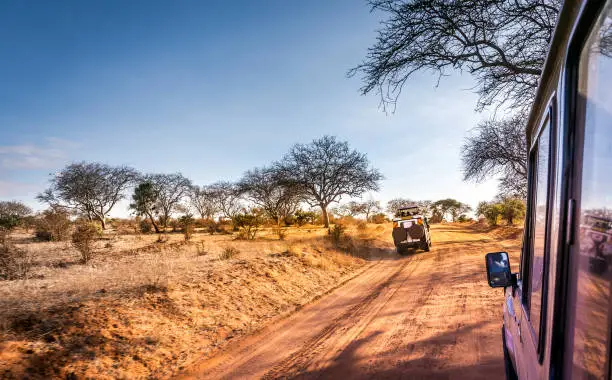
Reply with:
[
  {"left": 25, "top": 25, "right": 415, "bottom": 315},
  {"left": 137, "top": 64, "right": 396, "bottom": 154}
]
[{"left": 522, "top": 97, "right": 557, "bottom": 363}]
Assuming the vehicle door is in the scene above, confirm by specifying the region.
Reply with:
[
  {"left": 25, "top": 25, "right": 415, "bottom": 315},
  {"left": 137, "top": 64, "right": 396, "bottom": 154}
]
[{"left": 564, "top": 2, "right": 612, "bottom": 378}]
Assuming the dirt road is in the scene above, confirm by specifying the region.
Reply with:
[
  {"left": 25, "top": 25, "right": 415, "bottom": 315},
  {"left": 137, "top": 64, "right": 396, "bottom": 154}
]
[{"left": 182, "top": 224, "right": 521, "bottom": 379}]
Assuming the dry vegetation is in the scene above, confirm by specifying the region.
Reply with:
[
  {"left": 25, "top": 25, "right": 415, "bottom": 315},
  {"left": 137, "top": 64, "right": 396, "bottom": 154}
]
[{"left": 0, "top": 222, "right": 390, "bottom": 379}]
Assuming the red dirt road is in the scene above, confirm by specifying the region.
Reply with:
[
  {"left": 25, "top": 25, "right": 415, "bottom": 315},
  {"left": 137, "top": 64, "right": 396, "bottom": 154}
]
[{"left": 181, "top": 224, "right": 521, "bottom": 379}]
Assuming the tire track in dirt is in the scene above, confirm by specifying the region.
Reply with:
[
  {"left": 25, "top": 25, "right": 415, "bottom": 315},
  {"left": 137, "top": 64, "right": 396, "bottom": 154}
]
[{"left": 262, "top": 255, "right": 424, "bottom": 378}]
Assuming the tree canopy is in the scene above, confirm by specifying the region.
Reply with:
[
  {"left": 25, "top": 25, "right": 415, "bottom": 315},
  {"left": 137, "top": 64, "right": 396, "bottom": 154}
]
[
  {"left": 461, "top": 113, "right": 528, "bottom": 198},
  {"left": 275, "top": 136, "right": 383, "bottom": 227},
  {"left": 350, "top": 0, "right": 560, "bottom": 112},
  {"left": 38, "top": 162, "right": 138, "bottom": 229}
]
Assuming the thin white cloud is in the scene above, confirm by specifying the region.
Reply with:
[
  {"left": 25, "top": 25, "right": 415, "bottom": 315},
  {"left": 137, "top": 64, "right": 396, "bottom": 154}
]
[
  {"left": 0, "top": 137, "right": 78, "bottom": 170},
  {"left": 0, "top": 180, "right": 40, "bottom": 198}
]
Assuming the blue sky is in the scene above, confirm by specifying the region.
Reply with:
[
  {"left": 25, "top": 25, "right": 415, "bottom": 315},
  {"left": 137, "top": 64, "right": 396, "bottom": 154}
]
[{"left": 0, "top": 0, "right": 497, "bottom": 216}]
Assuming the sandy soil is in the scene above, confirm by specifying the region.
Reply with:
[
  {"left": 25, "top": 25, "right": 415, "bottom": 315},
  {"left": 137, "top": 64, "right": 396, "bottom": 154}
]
[{"left": 182, "top": 223, "right": 522, "bottom": 379}]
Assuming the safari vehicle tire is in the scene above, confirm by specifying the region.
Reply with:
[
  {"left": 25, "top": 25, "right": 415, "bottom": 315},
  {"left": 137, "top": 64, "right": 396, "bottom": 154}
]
[
  {"left": 502, "top": 326, "right": 518, "bottom": 380},
  {"left": 421, "top": 237, "right": 430, "bottom": 252},
  {"left": 396, "top": 246, "right": 409, "bottom": 255}
]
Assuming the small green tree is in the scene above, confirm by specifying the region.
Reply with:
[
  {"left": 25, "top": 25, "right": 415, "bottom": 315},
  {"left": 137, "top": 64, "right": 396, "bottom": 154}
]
[
  {"left": 233, "top": 210, "right": 264, "bottom": 240},
  {"left": 178, "top": 214, "right": 195, "bottom": 241},
  {"left": 294, "top": 209, "right": 318, "bottom": 227},
  {"left": 483, "top": 203, "right": 503, "bottom": 226},
  {"left": 500, "top": 197, "right": 526, "bottom": 225},
  {"left": 0, "top": 201, "right": 32, "bottom": 231},
  {"left": 130, "top": 182, "right": 161, "bottom": 233}
]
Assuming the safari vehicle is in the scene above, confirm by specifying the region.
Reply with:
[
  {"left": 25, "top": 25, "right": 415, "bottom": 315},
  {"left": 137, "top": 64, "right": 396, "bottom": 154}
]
[
  {"left": 484, "top": 1, "right": 612, "bottom": 379},
  {"left": 392, "top": 206, "right": 431, "bottom": 254}
]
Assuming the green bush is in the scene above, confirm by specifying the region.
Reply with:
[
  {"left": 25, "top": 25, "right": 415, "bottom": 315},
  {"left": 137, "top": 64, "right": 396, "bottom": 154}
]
[
  {"left": 233, "top": 211, "right": 264, "bottom": 240},
  {"left": 178, "top": 214, "right": 195, "bottom": 241},
  {"left": 330, "top": 224, "right": 346, "bottom": 246},
  {"left": 294, "top": 209, "right": 317, "bottom": 227}
]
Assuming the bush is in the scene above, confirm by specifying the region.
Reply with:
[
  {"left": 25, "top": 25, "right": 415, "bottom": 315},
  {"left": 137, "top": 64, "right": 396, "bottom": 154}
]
[
  {"left": 457, "top": 214, "right": 471, "bottom": 223},
  {"left": 329, "top": 224, "right": 346, "bottom": 246},
  {"left": 272, "top": 226, "right": 287, "bottom": 240},
  {"left": 178, "top": 214, "right": 195, "bottom": 241},
  {"left": 139, "top": 219, "right": 152, "bottom": 233},
  {"left": 233, "top": 211, "right": 264, "bottom": 240},
  {"left": 35, "top": 209, "right": 72, "bottom": 241},
  {"left": 72, "top": 222, "right": 101, "bottom": 263},
  {"left": 370, "top": 213, "right": 387, "bottom": 224},
  {"left": 219, "top": 246, "right": 239, "bottom": 260},
  {"left": 0, "top": 231, "right": 32, "bottom": 280},
  {"left": 356, "top": 221, "right": 368, "bottom": 232},
  {"left": 294, "top": 209, "right": 317, "bottom": 227}
]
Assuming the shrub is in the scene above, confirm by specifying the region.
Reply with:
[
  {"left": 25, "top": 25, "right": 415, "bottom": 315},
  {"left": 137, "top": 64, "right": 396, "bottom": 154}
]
[
  {"left": 294, "top": 209, "right": 317, "bottom": 227},
  {"left": 329, "top": 224, "right": 346, "bottom": 246},
  {"left": 0, "top": 201, "right": 32, "bottom": 231},
  {"left": 233, "top": 211, "right": 264, "bottom": 240},
  {"left": 356, "top": 221, "right": 368, "bottom": 232},
  {"left": 457, "top": 214, "right": 470, "bottom": 223},
  {"left": 370, "top": 213, "right": 387, "bottom": 224},
  {"left": 500, "top": 197, "right": 526, "bottom": 225},
  {"left": 35, "top": 209, "right": 72, "bottom": 241},
  {"left": 139, "top": 219, "right": 152, "bottom": 233},
  {"left": 219, "top": 246, "right": 239, "bottom": 260},
  {"left": 72, "top": 222, "right": 101, "bottom": 263},
  {"left": 272, "top": 226, "right": 287, "bottom": 240},
  {"left": 0, "top": 232, "right": 32, "bottom": 280},
  {"left": 178, "top": 214, "right": 195, "bottom": 241}
]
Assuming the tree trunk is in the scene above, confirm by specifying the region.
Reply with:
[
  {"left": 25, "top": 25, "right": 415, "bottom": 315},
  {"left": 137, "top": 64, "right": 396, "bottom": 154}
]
[
  {"left": 147, "top": 212, "right": 160, "bottom": 233},
  {"left": 100, "top": 218, "right": 106, "bottom": 230},
  {"left": 320, "top": 205, "right": 330, "bottom": 228}
]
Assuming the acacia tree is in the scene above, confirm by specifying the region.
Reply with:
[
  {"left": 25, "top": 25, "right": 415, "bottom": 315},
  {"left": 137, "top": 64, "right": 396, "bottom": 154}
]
[
  {"left": 350, "top": 0, "right": 560, "bottom": 112},
  {"left": 37, "top": 162, "right": 138, "bottom": 229},
  {"left": 146, "top": 173, "right": 192, "bottom": 230},
  {"left": 275, "top": 136, "right": 383, "bottom": 228},
  {"left": 386, "top": 198, "right": 431, "bottom": 216},
  {"left": 431, "top": 198, "right": 471, "bottom": 222},
  {"left": 187, "top": 185, "right": 219, "bottom": 220},
  {"left": 362, "top": 199, "right": 382, "bottom": 221},
  {"left": 238, "top": 167, "right": 301, "bottom": 225},
  {"left": 209, "top": 181, "right": 244, "bottom": 222},
  {"left": 462, "top": 113, "right": 529, "bottom": 198},
  {"left": 0, "top": 201, "right": 32, "bottom": 231},
  {"left": 130, "top": 182, "right": 161, "bottom": 233},
  {"left": 352, "top": 0, "right": 561, "bottom": 197}
]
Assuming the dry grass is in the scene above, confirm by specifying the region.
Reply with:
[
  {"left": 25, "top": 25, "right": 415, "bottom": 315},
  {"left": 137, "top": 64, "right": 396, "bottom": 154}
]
[{"left": 0, "top": 223, "right": 387, "bottom": 379}]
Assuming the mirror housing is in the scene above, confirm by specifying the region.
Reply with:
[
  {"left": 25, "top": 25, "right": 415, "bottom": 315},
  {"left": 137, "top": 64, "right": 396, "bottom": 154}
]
[{"left": 485, "top": 251, "right": 512, "bottom": 288}]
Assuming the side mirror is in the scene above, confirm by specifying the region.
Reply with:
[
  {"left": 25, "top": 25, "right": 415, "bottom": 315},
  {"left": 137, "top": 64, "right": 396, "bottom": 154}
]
[{"left": 485, "top": 251, "right": 512, "bottom": 288}]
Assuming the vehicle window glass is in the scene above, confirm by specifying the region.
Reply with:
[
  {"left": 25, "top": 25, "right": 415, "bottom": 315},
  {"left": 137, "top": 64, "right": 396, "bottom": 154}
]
[
  {"left": 528, "top": 116, "right": 550, "bottom": 343},
  {"left": 571, "top": 3, "right": 612, "bottom": 378}
]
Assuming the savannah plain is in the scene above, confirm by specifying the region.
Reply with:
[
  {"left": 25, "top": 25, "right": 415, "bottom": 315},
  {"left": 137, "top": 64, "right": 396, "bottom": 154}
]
[{"left": 0, "top": 219, "right": 522, "bottom": 379}]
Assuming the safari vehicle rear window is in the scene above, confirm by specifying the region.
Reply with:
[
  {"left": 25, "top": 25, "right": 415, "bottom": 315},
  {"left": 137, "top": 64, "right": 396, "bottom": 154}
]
[{"left": 569, "top": 2, "right": 612, "bottom": 378}]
